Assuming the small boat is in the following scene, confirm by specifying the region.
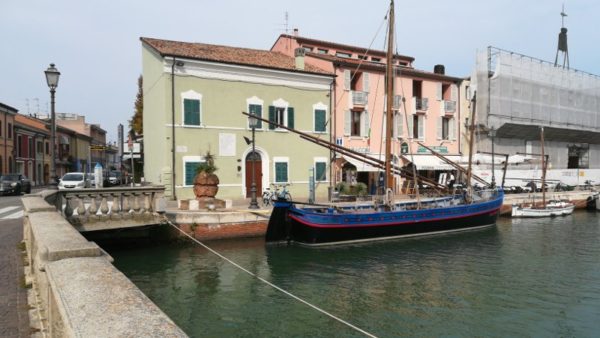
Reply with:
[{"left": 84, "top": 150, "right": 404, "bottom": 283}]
[
  {"left": 261, "top": 0, "right": 504, "bottom": 246},
  {"left": 511, "top": 200, "right": 574, "bottom": 217},
  {"left": 511, "top": 127, "right": 574, "bottom": 218}
]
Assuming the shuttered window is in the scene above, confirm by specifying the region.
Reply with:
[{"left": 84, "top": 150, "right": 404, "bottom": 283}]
[
  {"left": 315, "top": 162, "right": 327, "bottom": 182},
  {"left": 287, "top": 107, "right": 295, "bottom": 129},
  {"left": 184, "top": 161, "right": 202, "bottom": 186},
  {"left": 268, "top": 106, "right": 294, "bottom": 129},
  {"left": 275, "top": 161, "right": 288, "bottom": 183},
  {"left": 184, "top": 99, "right": 201, "bottom": 126},
  {"left": 249, "top": 104, "right": 262, "bottom": 129},
  {"left": 314, "top": 109, "right": 326, "bottom": 132}
]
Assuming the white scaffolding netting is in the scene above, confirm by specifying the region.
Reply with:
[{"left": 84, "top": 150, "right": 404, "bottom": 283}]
[{"left": 473, "top": 47, "right": 600, "bottom": 131}]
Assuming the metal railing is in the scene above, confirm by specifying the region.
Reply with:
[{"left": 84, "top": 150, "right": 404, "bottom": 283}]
[
  {"left": 415, "top": 97, "right": 429, "bottom": 111},
  {"left": 442, "top": 100, "right": 456, "bottom": 114},
  {"left": 351, "top": 91, "right": 368, "bottom": 106}
]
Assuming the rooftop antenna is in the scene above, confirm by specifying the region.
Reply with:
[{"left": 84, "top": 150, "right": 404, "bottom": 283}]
[
  {"left": 554, "top": 3, "right": 570, "bottom": 69},
  {"left": 34, "top": 98, "right": 40, "bottom": 116},
  {"left": 25, "top": 98, "right": 30, "bottom": 115}
]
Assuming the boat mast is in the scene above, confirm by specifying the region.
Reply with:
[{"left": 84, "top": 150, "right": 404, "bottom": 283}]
[
  {"left": 465, "top": 92, "right": 477, "bottom": 203},
  {"left": 540, "top": 126, "right": 546, "bottom": 207},
  {"left": 384, "top": 0, "right": 395, "bottom": 196}
]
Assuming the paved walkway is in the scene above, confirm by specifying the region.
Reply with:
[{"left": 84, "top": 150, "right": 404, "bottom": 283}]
[{"left": 0, "top": 217, "right": 29, "bottom": 337}]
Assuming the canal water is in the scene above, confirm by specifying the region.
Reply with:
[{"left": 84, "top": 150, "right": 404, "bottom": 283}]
[{"left": 110, "top": 212, "right": 600, "bottom": 337}]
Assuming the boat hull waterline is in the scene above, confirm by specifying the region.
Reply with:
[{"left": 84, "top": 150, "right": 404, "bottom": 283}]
[
  {"left": 511, "top": 204, "right": 575, "bottom": 217},
  {"left": 266, "top": 191, "right": 504, "bottom": 246}
]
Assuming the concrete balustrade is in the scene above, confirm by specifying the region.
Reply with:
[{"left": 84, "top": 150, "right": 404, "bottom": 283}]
[
  {"left": 22, "top": 191, "right": 187, "bottom": 337},
  {"left": 49, "top": 186, "right": 167, "bottom": 232}
]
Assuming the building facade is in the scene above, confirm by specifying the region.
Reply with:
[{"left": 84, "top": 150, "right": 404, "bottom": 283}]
[
  {"left": 141, "top": 37, "right": 335, "bottom": 200},
  {"left": 14, "top": 114, "right": 50, "bottom": 185},
  {"left": 272, "top": 33, "right": 462, "bottom": 192},
  {"left": 0, "top": 103, "right": 16, "bottom": 175}
]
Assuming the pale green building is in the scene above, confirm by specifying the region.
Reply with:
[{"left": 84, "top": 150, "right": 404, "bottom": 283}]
[{"left": 141, "top": 37, "right": 335, "bottom": 201}]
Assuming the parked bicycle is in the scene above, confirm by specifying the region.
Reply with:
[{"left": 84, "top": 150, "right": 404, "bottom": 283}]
[{"left": 262, "top": 183, "right": 292, "bottom": 206}]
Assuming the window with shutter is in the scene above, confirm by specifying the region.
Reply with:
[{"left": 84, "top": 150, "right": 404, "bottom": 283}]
[
  {"left": 344, "top": 70, "right": 351, "bottom": 90},
  {"left": 437, "top": 116, "right": 443, "bottom": 140},
  {"left": 436, "top": 83, "right": 443, "bottom": 101},
  {"left": 314, "top": 109, "right": 326, "bottom": 132},
  {"left": 417, "top": 115, "right": 424, "bottom": 139},
  {"left": 287, "top": 107, "right": 294, "bottom": 129},
  {"left": 268, "top": 106, "right": 276, "bottom": 130},
  {"left": 361, "top": 111, "right": 370, "bottom": 137},
  {"left": 184, "top": 161, "right": 202, "bottom": 186},
  {"left": 344, "top": 110, "right": 351, "bottom": 136},
  {"left": 396, "top": 112, "right": 403, "bottom": 138},
  {"left": 275, "top": 162, "right": 288, "bottom": 182},
  {"left": 315, "top": 162, "right": 326, "bottom": 181},
  {"left": 249, "top": 104, "right": 262, "bottom": 129},
  {"left": 363, "top": 73, "right": 370, "bottom": 92},
  {"left": 450, "top": 117, "right": 456, "bottom": 140},
  {"left": 184, "top": 99, "right": 201, "bottom": 126},
  {"left": 408, "top": 114, "right": 414, "bottom": 139}
]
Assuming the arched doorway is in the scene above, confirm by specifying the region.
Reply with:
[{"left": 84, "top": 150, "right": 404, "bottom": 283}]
[{"left": 245, "top": 151, "right": 262, "bottom": 198}]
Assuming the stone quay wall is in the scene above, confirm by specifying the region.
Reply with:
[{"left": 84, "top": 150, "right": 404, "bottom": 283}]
[{"left": 22, "top": 192, "right": 188, "bottom": 338}]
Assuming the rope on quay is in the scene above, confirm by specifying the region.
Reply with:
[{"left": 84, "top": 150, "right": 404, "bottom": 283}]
[{"left": 166, "top": 220, "right": 378, "bottom": 338}]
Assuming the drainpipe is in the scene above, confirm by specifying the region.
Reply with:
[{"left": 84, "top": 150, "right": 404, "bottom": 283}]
[
  {"left": 331, "top": 64, "right": 338, "bottom": 198},
  {"left": 170, "top": 57, "right": 185, "bottom": 200}
]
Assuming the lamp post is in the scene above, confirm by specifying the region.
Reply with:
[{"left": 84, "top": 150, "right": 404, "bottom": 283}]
[
  {"left": 44, "top": 63, "right": 60, "bottom": 185},
  {"left": 489, "top": 127, "right": 496, "bottom": 188},
  {"left": 248, "top": 112, "right": 259, "bottom": 209}
]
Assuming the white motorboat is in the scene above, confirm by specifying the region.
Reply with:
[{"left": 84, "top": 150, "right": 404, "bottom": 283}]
[{"left": 512, "top": 199, "right": 575, "bottom": 217}]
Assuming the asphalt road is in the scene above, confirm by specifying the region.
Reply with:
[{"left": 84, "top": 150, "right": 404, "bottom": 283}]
[{"left": 0, "top": 193, "right": 30, "bottom": 337}]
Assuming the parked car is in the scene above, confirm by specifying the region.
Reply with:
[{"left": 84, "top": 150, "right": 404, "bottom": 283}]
[
  {"left": 108, "top": 171, "right": 124, "bottom": 186},
  {"left": 58, "top": 172, "right": 90, "bottom": 189},
  {"left": 0, "top": 174, "right": 31, "bottom": 195}
]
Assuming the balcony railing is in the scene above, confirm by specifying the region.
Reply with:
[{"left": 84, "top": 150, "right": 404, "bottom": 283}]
[
  {"left": 393, "top": 95, "right": 403, "bottom": 110},
  {"left": 351, "top": 91, "right": 368, "bottom": 107},
  {"left": 414, "top": 97, "right": 429, "bottom": 112},
  {"left": 442, "top": 100, "right": 456, "bottom": 115}
]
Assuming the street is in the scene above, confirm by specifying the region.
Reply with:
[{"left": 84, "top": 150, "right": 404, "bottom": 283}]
[{"left": 0, "top": 193, "right": 30, "bottom": 337}]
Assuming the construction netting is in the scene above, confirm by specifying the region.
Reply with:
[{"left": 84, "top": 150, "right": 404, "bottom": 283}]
[{"left": 472, "top": 47, "right": 600, "bottom": 131}]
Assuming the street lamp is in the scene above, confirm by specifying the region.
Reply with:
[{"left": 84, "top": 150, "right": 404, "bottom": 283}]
[
  {"left": 248, "top": 112, "right": 260, "bottom": 209},
  {"left": 489, "top": 127, "right": 496, "bottom": 188},
  {"left": 45, "top": 63, "right": 60, "bottom": 185}
]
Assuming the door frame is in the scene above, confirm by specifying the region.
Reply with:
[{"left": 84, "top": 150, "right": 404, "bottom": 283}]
[{"left": 241, "top": 146, "right": 269, "bottom": 197}]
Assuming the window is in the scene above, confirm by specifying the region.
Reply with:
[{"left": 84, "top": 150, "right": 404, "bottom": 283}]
[
  {"left": 37, "top": 141, "right": 43, "bottom": 154},
  {"left": 183, "top": 99, "right": 201, "bottom": 126},
  {"left": 336, "top": 51, "right": 352, "bottom": 58},
  {"left": 274, "top": 159, "right": 289, "bottom": 183},
  {"left": 29, "top": 139, "right": 34, "bottom": 158},
  {"left": 357, "top": 55, "right": 368, "bottom": 60},
  {"left": 314, "top": 109, "right": 326, "bottom": 132},
  {"left": 411, "top": 114, "right": 424, "bottom": 139},
  {"left": 17, "top": 135, "right": 22, "bottom": 157},
  {"left": 351, "top": 111, "right": 361, "bottom": 136},
  {"left": 567, "top": 144, "right": 589, "bottom": 169},
  {"left": 183, "top": 157, "right": 205, "bottom": 186},
  {"left": 317, "top": 48, "right": 328, "bottom": 54},
  {"left": 248, "top": 104, "right": 263, "bottom": 129},
  {"left": 315, "top": 161, "right": 327, "bottom": 182},
  {"left": 371, "top": 57, "right": 381, "bottom": 63},
  {"left": 8, "top": 123, "right": 12, "bottom": 139},
  {"left": 45, "top": 142, "right": 49, "bottom": 155},
  {"left": 268, "top": 104, "right": 294, "bottom": 130},
  {"left": 302, "top": 46, "right": 313, "bottom": 53},
  {"left": 437, "top": 117, "right": 455, "bottom": 141},
  {"left": 0, "top": 121, "right": 2, "bottom": 137}
]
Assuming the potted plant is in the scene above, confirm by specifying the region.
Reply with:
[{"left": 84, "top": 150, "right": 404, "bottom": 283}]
[{"left": 193, "top": 151, "right": 219, "bottom": 199}]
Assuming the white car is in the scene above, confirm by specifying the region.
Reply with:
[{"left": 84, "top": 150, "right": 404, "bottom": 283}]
[{"left": 58, "top": 172, "right": 89, "bottom": 189}]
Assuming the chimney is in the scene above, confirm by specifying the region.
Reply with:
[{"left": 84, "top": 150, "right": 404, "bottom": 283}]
[
  {"left": 433, "top": 64, "right": 445, "bottom": 75},
  {"left": 294, "top": 48, "right": 305, "bottom": 70},
  {"left": 293, "top": 28, "right": 299, "bottom": 37}
]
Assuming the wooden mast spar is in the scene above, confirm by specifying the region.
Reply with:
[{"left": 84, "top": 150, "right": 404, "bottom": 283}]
[{"left": 384, "top": 0, "right": 395, "bottom": 198}]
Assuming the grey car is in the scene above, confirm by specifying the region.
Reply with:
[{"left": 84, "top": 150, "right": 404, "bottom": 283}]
[{"left": 0, "top": 174, "right": 32, "bottom": 195}]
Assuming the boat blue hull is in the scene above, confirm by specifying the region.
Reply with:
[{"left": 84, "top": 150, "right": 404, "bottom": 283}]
[{"left": 266, "top": 191, "right": 504, "bottom": 246}]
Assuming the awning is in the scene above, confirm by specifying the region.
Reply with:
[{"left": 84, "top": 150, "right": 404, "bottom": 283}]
[
  {"left": 405, "top": 155, "right": 462, "bottom": 171},
  {"left": 342, "top": 155, "right": 381, "bottom": 172}
]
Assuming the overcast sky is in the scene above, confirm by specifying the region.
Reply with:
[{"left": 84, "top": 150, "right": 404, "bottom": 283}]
[{"left": 1, "top": 0, "right": 598, "bottom": 142}]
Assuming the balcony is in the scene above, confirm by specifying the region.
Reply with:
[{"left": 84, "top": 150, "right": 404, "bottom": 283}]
[
  {"left": 413, "top": 97, "right": 429, "bottom": 113},
  {"left": 393, "top": 95, "right": 403, "bottom": 110},
  {"left": 441, "top": 100, "right": 456, "bottom": 115},
  {"left": 350, "top": 91, "right": 368, "bottom": 109}
]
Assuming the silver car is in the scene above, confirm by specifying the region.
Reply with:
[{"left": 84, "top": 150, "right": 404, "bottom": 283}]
[{"left": 58, "top": 172, "right": 89, "bottom": 189}]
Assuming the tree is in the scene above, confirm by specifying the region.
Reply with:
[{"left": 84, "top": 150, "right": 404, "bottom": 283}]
[{"left": 130, "top": 75, "right": 143, "bottom": 136}]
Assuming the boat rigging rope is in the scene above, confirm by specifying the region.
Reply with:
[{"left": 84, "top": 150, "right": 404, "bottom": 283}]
[{"left": 166, "top": 220, "right": 378, "bottom": 338}]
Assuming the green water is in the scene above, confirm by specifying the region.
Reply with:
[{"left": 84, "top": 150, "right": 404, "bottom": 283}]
[{"left": 110, "top": 212, "right": 600, "bottom": 337}]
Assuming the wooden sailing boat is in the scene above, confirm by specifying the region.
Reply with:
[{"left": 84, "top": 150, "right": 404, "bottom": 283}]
[
  {"left": 511, "top": 127, "right": 575, "bottom": 217},
  {"left": 261, "top": 0, "right": 504, "bottom": 246}
]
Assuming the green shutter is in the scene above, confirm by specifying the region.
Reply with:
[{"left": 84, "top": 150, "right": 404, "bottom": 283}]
[
  {"left": 268, "top": 106, "right": 276, "bottom": 130},
  {"left": 287, "top": 107, "right": 295, "bottom": 129},
  {"left": 315, "top": 162, "right": 326, "bottom": 181},
  {"left": 185, "top": 162, "right": 201, "bottom": 185},
  {"left": 315, "top": 109, "right": 326, "bottom": 132},
  {"left": 184, "top": 99, "right": 200, "bottom": 126},
  {"left": 250, "top": 104, "right": 262, "bottom": 129},
  {"left": 275, "top": 162, "right": 288, "bottom": 182}
]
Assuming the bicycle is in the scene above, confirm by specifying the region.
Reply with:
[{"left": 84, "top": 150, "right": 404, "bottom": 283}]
[{"left": 262, "top": 183, "right": 292, "bottom": 206}]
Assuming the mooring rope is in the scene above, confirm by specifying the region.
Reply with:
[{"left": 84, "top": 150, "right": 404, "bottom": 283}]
[{"left": 166, "top": 220, "right": 378, "bottom": 338}]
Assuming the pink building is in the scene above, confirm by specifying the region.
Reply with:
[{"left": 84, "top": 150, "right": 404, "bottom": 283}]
[{"left": 272, "top": 33, "right": 463, "bottom": 192}]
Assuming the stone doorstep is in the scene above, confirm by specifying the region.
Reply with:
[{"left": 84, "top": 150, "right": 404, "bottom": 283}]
[
  {"left": 44, "top": 257, "right": 187, "bottom": 338},
  {"left": 21, "top": 195, "right": 56, "bottom": 213}
]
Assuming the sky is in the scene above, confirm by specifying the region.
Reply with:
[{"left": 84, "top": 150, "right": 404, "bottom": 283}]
[{"left": 1, "top": 0, "right": 598, "bottom": 142}]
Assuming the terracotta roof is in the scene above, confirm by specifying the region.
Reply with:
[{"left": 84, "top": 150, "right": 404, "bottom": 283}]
[
  {"left": 275, "top": 34, "right": 415, "bottom": 62},
  {"left": 308, "top": 52, "right": 462, "bottom": 82},
  {"left": 141, "top": 37, "right": 333, "bottom": 76}
]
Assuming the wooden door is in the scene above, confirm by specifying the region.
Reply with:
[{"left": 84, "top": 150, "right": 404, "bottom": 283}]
[{"left": 245, "top": 152, "right": 262, "bottom": 198}]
